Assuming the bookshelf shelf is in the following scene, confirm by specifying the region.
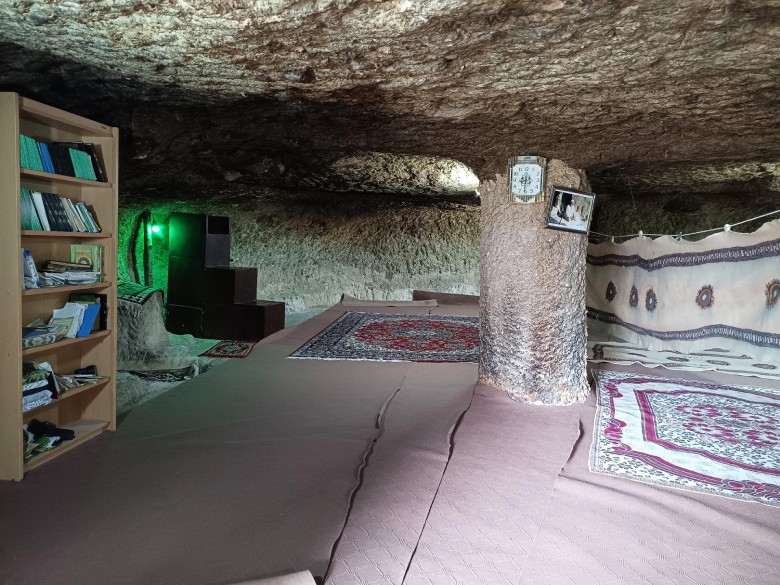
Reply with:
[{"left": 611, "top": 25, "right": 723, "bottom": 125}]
[
  {"left": 21, "top": 168, "right": 112, "bottom": 188},
  {"left": 20, "top": 97, "right": 113, "bottom": 138},
  {"left": 24, "top": 420, "right": 109, "bottom": 472},
  {"left": 21, "top": 230, "right": 111, "bottom": 239},
  {"left": 23, "top": 377, "right": 111, "bottom": 419},
  {"left": 22, "top": 329, "right": 111, "bottom": 357},
  {"left": 23, "top": 282, "right": 111, "bottom": 296},
  {"left": 1, "top": 92, "right": 117, "bottom": 481}
]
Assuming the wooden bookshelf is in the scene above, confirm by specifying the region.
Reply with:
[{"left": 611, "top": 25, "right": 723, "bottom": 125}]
[{"left": 0, "top": 92, "right": 117, "bottom": 481}]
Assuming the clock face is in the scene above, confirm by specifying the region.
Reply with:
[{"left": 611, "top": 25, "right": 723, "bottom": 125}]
[
  {"left": 511, "top": 164, "right": 543, "bottom": 195},
  {"left": 507, "top": 156, "right": 546, "bottom": 203}
]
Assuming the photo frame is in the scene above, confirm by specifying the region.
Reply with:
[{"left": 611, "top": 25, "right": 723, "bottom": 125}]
[{"left": 545, "top": 186, "right": 595, "bottom": 234}]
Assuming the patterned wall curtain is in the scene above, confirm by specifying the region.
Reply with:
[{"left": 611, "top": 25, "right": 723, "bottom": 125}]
[{"left": 586, "top": 220, "right": 780, "bottom": 361}]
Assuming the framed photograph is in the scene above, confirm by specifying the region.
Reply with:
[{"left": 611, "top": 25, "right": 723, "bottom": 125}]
[{"left": 545, "top": 186, "right": 595, "bottom": 234}]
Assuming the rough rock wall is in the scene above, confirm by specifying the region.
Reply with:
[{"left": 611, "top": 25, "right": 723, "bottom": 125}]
[
  {"left": 118, "top": 193, "right": 480, "bottom": 312},
  {"left": 591, "top": 192, "right": 780, "bottom": 240},
  {"left": 478, "top": 162, "right": 590, "bottom": 405}
]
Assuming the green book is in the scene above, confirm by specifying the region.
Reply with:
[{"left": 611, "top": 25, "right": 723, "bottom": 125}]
[
  {"left": 69, "top": 148, "right": 96, "bottom": 180},
  {"left": 19, "top": 135, "right": 44, "bottom": 171}
]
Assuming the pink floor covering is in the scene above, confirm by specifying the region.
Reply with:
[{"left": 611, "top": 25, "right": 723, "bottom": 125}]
[{"left": 1, "top": 299, "right": 778, "bottom": 585}]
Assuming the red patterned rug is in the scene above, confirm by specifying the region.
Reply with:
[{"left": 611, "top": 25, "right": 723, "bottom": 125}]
[
  {"left": 289, "top": 311, "right": 479, "bottom": 362},
  {"left": 590, "top": 371, "right": 780, "bottom": 506},
  {"left": 199, "top": 340, "right": 257, "bottom": 359}
]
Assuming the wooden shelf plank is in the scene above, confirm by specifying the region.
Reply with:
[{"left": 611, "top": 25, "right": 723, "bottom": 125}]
[
  {"left": 23, "top": 378, "right": 111, "bottom": 419},
  {"left": 23, "top": 282, "right": 111, "bottom": 297},
  {"left": 21, "top": 230, "right": 111, "bottom": 239},
  {"left": 20, "top": 97, "right": 113, "bottom": 137},
  {"left": 24, "top": 419, "right": 109, "bottom": 473},
  {"left": 20, "top": 168, "right": 112, "bottom": 188},
  {"left": 22, "top": 329, "right": 111, "bottom": 356}
]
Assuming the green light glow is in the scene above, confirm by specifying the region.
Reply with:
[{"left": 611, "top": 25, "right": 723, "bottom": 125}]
[{"left": 151, "top": 225, "right": 161, "bottom": 234}]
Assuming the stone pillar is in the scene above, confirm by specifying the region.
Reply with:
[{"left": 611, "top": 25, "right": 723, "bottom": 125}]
[{"left": 478, "top": 159, "right": 590, "bottom": 405}]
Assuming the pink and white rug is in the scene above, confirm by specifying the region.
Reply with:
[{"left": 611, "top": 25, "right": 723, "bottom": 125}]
[
  {"left": 289, "top": 311, "right": 479, "bottom": 362},
  {"left": 591, "top": 371, "right": 780, "bottom": 506}
]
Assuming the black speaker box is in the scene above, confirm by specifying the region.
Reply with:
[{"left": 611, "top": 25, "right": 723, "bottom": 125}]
[
  {"left": 204, "top": 267, "right": 257, "bottom": 305},
  {"left": 167, "top": 256, "right": 205, "bottom": 306},
  {"left": 166, "top": 304, "right": 203, "bottom": 336},
  {"left": 202, "top": 300, "right": 285, "bottom": 341},
  {"left": 168, "top": 212, "right": 231, "bottom": 267}
]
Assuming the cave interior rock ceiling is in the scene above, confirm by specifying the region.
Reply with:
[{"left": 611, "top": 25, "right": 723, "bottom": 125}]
[{"left": 0, "top": 0, "right": 778, "bottom": 200}]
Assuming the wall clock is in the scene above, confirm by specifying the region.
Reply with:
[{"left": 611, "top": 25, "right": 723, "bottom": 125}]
[{"left": 507, "top": 156, "right": 547, "bottom": 204}]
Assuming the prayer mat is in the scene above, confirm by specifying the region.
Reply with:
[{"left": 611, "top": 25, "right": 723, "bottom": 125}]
[
  {"left": 591, "top": 370, "right": 780, "bottom": 507},
  {"left": 289, "top": 311, "right": 479, "bottom": 362},
  {"left": 199, "top": 340, "right": 257, "bottom": 359},
  {"left": 588, "top": 339, "right": 780, "bottom": 380},
  {"left": 117, "top": 280, "right": 162, "bottom": 305}
]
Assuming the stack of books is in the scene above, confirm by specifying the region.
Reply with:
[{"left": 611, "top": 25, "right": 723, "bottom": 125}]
[
  {"left": 20, "top": 187, "right": 101, "bottom": 233},
  {"left": 23, "top": 246, "right": 104, "bottom": 290},
  {"left": 19, "top": 135, "right": 107, "bottom": 182}
]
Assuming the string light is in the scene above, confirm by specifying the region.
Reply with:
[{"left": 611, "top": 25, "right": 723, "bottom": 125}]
[{"left": 589, "top": 208, "right": 780, "bottom": 242}]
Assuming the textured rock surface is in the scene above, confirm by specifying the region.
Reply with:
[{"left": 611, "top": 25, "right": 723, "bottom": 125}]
[
  {"left": 0, "top": 1, "right": 777, "bottom": 196},
  {"left": 590, "top": 191, "right": 780, "bottom": 241},
  {"left": 478, "top": 162, "right": 589, "bottom": 404},
  {"left": 117, "top": 292, "right": 170, "bottom": 361},
  {"left": 118, "top": 194, "right": 480, "bottom": 311}
]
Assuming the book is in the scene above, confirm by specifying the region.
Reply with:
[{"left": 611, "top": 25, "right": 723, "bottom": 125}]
[
  {"left": 42, "top": 260, "right": 93, "bottom": 272},
  {"left": 29, "top": 192, "right": 51, "bottom": 231},
  {"left": 19, "top": 188, "right": 40, "bottom": 231},
  {"left": 75, "top": 202, "right": 100, "bottom": 232},
  {"left": 69, "top": 293, "right": 104, "bottom": 333},
  {"left": 76, "top": 303, "right": 101, "bottom": 337},
  {"left": 62, "top": 198, "right": 86, "bottom": 232},
  {"left": 37, "top": 142, "right": 55, "bottom": 174},
  {"left": 71, "top": 244, "right": 102, "bottom": 273},
  {"left": 48, "top": 143, "right": 76, "bottom": 177},
  {"left": 49, "top": 302, "right": 87, "bottom": 338},
  {"left": 44, "top": 193, "right": 72, "bottom": 231},
  {"left": 19, "top": 135, "right": 44, "bottom": 171},
  {"left": 69, "top": 148, "right": 97, "bottom": 181},
  {"left": 51, "top": 141, "right": 107, "bottom": 182}
]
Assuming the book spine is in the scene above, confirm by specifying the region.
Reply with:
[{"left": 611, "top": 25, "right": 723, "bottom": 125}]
[
  {"left": 40, "top": 193, "right": 60, "bottom": 231},
  {"left": 69, "top": 199, "right": 88, "bottom": 232},
  {"left": 19, "top": 187, "right": 31, "bottom": 230},
  {"left": 78, "top": 203, "right": 101, "bottom": 233},
  {"left": 30, "top": 191, "right": 51, "bottom": 231},
  {"left": 37, "top": 142, "right": 55, "bottom": 174},
  {"left": 53, "top": 195, "right": 74, "bottom": 231},
  {"left": 62, "top": 198, "right": 80, "bottom": 231},
  {"left": 82, "top": 143, "right": 107, "bottom": 182},
  {"left": 74, "top": 202, "right": 95, "bottom": 232}
]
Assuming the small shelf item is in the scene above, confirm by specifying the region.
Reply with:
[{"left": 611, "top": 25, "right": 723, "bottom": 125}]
[{"left": 0, "top": 92, "right": 117, "bottom": 481}]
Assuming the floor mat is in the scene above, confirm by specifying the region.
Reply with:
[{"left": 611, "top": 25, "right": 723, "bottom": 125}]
[
  {"left": 518, "top": 365, "right": 780, "bottom": 585},
  {"left": 403, "top": 386, "right": 582, "bottom": 585},
  {"left": 325, "top": 363, "right": 477, "bottom": 585},
  {"left": 591, "top": 370, "right": 780, "bottom": 507},
  {"left": 290, "top": 312, "right": 479, "bottom": 363},
  {"left": 199, "top": 339, "right": 257, "bottom": 358}
]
